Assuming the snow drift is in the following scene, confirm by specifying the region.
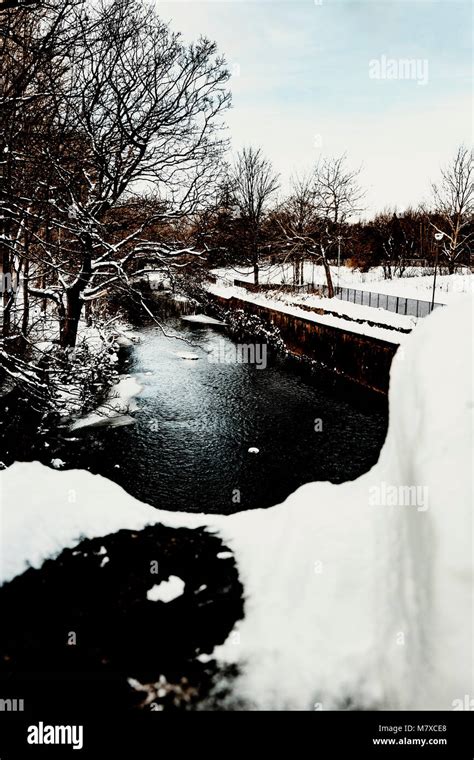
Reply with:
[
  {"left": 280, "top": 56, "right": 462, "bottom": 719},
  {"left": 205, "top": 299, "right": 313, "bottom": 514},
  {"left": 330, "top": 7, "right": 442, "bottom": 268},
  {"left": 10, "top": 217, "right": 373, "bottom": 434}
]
[{"left": 0, "top": 298, "right": 472, "bottom": 710}]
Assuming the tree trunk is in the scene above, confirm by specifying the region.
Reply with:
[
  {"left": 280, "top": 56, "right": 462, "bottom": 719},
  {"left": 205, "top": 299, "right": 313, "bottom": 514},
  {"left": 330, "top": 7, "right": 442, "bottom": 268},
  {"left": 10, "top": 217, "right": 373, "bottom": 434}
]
[
  {"left": 60, "top": 236, "right": 93, "bottom": 348},
  {"left": 321, "top": 249, "right": 334, "bottom": 297},
  {"left": 84, "top": 300, "right": 92, "bottom": 326},
  {"left": 252, "top": 229, "right": 259, "bottom": 286},
  {"left": 61, "top": 288, "right": 83, "bottom": 348},
  {"left": 1, "top": 262, "right": 10, "bottom": 338},
  {"left": 1, "top": 220, "right": 12, "bottom": 338},
  {"left": 39, "top": 272, "right": 47, "bottom": 316},
  {"left": 21, "top": 253, "right": 29, "bottom": 344}
]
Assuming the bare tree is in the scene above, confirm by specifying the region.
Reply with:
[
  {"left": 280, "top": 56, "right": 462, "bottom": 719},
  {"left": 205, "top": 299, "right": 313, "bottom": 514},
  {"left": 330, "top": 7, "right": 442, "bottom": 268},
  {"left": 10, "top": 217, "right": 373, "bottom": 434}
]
[
  {"left": 430, "top": 146, "right": 473, "bottom": 273},
  {"left": 310, "top": 153, "right": 365, "bottom": 296},
  {"left": 271, "top": 175, "right": 325, "bottom": 287},
  {"left": 25, "top": 0, "right": 230, "bottom": 347},
  {"left": 273, "top": 158, "right": 364, "bottom": 298},
  {"left": 231, "top": 146, "right": 279, "bottom": 285},
  {"left": 312, "top": 153, "right": 365, "bottom": 225}
]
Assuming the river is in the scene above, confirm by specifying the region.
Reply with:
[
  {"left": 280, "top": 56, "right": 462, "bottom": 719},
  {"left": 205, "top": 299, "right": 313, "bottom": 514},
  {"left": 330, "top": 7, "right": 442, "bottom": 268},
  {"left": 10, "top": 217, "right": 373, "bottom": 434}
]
[{"left": 3, "top": 315, "right": 387, "bottom": 514}]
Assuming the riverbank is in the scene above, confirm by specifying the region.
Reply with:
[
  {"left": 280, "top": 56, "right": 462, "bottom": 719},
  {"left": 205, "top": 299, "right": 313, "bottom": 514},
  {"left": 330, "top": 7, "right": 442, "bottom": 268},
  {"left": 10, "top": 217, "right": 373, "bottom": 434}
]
[{"left": 206, "top": 282, "right": 408, "bottom": 395}]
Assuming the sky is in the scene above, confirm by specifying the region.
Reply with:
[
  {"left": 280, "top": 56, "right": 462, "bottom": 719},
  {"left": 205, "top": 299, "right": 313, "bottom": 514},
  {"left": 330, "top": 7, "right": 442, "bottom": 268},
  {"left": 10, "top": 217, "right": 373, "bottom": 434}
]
[{"left": 157, "top": 0, "right": 472, "bottom": 216}]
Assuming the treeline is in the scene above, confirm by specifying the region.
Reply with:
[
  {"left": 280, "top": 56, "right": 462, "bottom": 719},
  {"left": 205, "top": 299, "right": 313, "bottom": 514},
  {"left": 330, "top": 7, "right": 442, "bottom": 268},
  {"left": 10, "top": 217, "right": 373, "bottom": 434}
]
[
  {"left": 90, "top": 146, "right": 474, "bottom": 302},
  {"left": 106, "top": 145, "right": 473, "bottom": 295},
  {"left": 187, "top": 145, "right": 473, "bottom": 285}
]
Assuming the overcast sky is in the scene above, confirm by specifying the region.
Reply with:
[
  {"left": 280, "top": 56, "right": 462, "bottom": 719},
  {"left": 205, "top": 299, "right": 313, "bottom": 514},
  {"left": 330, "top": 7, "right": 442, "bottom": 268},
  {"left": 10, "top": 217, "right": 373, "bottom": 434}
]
[{"left": 157, "top": 0, "right": 472, "bottom": 216}]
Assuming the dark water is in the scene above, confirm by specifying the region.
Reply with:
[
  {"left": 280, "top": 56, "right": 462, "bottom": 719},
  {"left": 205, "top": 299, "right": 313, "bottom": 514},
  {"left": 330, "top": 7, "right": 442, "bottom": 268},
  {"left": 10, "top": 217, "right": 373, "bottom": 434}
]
[{"left": 6, "top": 317, "right": 385, "bottom": 514}]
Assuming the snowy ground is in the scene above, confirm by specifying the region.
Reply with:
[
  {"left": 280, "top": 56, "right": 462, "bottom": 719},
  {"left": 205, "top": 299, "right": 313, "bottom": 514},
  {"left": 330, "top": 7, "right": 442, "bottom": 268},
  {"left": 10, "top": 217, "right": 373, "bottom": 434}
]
[
  {"left": 69, "top": 375, "right": 143, "bottom": 431},
  {"left": 57, "top": 323, "right": 142, "bottom": 425},
  {"left": 181, "top": 314, "right": 225, "bottom": 325},
  {"left": 0, "top": 298, "right": 472, "bottom": 710},
  {"left": 263, "top": 290, "right": 416, "bottom": 330},
  {"left": 208, "top": 282, "right": 413, "bottom": 344},
  {"left": 212, "top": 264, "right": 474, "bottom": 305}
]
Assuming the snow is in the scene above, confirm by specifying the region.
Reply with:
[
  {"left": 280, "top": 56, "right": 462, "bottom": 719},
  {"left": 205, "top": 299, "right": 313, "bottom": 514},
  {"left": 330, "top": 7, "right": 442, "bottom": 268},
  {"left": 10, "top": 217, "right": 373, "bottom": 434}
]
[
  {"left": 174, "top": 351, "right": 200, "bottom": 360},
  {"left": 0, "top": 298, "right": 471, "bottom": 710},
  {"left": 213, "top": 264, "right": 473, "bottom": 306},
  {"left": 50, "top": 458, "right": 65, "bottom": 470},
  {"left": 34, "top": 341, "right": 54, "bottom": 354},
  {"left": 181, "top": 314, "right": 225, "bottom": 325},
  {"left": 338, "top": 273, "right": 473, "bottom": 305},
  {"left": 147, "top": 272, "right": 171, "bottom": 289},
  {"left": 69, "top": 376, "right": 143, "bottom": 431},
  {"left": 209, "top": 283, "right": 408, "bottom": 345},
  {"left": 210, "top": 281, "right": 416, "bottom": 330},
  {"left": 0, "top": 463, "right": 207, "bottom": 585},
  {"left": 19, "top": 319, "right": 140, "bottom": 422},
  {"left": 263, "top": 291, "right": 416, "bottom": 330},
  {"left": 146, "top": 576, "right": 185, "bottom": 603},
  {"left": 114, "top": 335, "right": 133, "bottom": 348}
]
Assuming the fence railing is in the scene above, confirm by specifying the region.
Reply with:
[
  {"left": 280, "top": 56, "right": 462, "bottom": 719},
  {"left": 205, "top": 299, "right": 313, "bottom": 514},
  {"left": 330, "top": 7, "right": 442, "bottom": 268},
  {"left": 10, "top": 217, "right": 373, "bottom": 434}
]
[
  {"left": 233, "top": 279, "right": 444, "bottom": 318},
  {"left": 325, "top": 285, "right": 444, "bottom": 318}
]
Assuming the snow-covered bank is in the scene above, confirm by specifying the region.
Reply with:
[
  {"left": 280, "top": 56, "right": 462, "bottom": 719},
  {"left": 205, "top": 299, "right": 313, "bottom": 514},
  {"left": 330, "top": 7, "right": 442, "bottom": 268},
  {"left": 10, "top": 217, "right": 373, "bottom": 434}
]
[
  {"left": 181, "top": 314, "right": 225, "bottom": 325},
  {"left": 0, "top": 299, "right": 472, "bottom": 710},
  {"left": 209, "top": 282, "right": 410, "bottom": 345},
  {"left": 69, "top": 375, "right": 143, "bottom": 431},
  {"left": 3, "top": 319, "right": 138, "bottom": 422},
  {"left": 261, "top": 289, "right": 417, "bottom": 331}
]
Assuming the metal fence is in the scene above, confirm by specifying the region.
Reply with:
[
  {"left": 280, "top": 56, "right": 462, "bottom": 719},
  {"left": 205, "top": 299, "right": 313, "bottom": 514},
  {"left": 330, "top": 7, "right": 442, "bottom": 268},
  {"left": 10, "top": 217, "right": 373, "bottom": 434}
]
[
  {"left": 234, "top": 279, "right": 444, "bottom": 318},
  {"left": 314, "top": 284, "right": 444, "bottom": 318}
]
